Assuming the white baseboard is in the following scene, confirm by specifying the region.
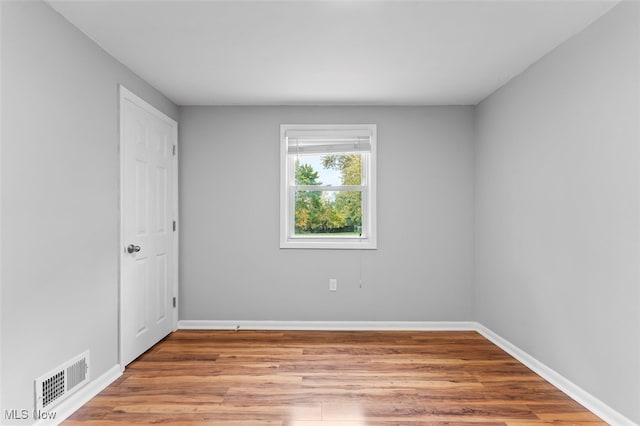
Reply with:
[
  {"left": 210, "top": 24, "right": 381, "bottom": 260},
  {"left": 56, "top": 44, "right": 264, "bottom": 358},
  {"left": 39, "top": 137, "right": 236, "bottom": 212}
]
[
  {"left": 33, "top": 364, "right": 123, "bottom": 426},
  {"left": 178, "top": 319, "right": 477, "bottom": 331},
  {"left": 476, "top": 324, "right": 637, "bottom": 426}
]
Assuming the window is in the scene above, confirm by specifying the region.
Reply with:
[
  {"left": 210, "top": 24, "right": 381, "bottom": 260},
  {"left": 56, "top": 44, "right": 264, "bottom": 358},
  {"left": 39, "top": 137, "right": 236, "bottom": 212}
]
[{"left": 280, "top": 124, "right": 377, "bottom": 249}]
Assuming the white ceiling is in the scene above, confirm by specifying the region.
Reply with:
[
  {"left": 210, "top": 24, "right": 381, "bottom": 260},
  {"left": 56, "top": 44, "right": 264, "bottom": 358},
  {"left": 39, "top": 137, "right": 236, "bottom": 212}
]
[{"left": 47, "top": 0, "right": 618, "bottom": 106}]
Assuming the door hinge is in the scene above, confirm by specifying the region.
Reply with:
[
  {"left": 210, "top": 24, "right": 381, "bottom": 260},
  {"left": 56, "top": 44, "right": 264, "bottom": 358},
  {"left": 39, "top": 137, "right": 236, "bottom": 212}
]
[
  {"left": 173, "top": 297, "right": 176, "bottom": 308},
  {"left": 173, "top": 220, "right": 177, "bottom": 232},
  {"left": 173, "top": 145, "right": 176, "bottom": 156}
]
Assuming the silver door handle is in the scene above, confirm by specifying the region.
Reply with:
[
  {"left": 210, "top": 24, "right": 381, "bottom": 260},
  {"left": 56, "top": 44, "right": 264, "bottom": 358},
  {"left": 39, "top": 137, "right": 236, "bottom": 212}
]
[{"left": 127, "top": 244, "right": 141, "bottom": 253}]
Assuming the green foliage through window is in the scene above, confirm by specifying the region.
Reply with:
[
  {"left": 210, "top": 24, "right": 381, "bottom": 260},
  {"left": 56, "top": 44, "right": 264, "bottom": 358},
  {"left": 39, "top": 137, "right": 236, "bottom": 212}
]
[{"left": 294, "top": 154, "right": 362, "bottom": 236}]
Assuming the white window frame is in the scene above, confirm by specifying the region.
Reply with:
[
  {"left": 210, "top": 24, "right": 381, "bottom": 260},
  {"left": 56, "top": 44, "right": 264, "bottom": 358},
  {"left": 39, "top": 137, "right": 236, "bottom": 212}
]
[{"left": 280, "top": 124, "right": 377, "bottom": 250}]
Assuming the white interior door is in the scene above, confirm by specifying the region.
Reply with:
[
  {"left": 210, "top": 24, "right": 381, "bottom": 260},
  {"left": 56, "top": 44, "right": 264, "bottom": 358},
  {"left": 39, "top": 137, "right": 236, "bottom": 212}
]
[{"left": 120, "top": 86, "right": 178, "bottom": 366}]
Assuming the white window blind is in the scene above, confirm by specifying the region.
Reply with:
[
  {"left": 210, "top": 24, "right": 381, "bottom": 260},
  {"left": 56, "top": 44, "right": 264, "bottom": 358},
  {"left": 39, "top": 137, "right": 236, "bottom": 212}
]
[{"left": 285, "top": 129, "right": 373, "bottom": 155}]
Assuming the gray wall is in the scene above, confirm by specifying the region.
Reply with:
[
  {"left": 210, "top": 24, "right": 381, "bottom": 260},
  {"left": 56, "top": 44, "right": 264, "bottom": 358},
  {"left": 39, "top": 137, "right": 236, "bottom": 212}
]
[
  {"left": 474, "top": 1, "right": 640, "bottom": 422},
  {"left": 179, "top": 106, "right": 475, "bottom": 322},
  {"left": 0, "top": 1, "right": 178, "bottom": 423}
]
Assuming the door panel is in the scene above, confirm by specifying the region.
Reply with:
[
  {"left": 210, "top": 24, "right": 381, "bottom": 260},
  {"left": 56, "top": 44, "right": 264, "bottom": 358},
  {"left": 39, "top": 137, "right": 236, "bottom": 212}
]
[
  {"left": 134, "top": 258, "right": 149, "bottom": 336},
  {"left": 135, "top": 161, "right": 148, "bottom": 235},
  {"left": 121, "top": 87, "right": 177, "bottom": 366},
  {"left": 156, "top": 166, "right": 167, "bottom": 233},
  {"left": 156, "top": 253, "right": 168, "bottom": 323}
]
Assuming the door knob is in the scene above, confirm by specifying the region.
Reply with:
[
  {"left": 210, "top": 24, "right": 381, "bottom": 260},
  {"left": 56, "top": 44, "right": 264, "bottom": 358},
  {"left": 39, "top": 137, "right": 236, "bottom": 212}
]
[{"left": 127, "top": 244, "right": 141, "bottom": 253}]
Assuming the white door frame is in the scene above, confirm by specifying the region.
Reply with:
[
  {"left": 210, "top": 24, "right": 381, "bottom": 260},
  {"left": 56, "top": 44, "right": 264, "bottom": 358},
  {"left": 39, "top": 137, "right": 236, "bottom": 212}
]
[{"left": 118, "top": 85, "right": 179, "bottom": 368}]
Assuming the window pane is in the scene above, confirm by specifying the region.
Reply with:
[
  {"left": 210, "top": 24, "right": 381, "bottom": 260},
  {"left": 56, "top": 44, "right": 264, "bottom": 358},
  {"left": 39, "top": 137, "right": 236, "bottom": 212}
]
[
  {"left": 294, "top": 153, "right": 362, "bottom": 186},
  {"left": 294, "top": 190, "right": 363, "bottom": 237}
]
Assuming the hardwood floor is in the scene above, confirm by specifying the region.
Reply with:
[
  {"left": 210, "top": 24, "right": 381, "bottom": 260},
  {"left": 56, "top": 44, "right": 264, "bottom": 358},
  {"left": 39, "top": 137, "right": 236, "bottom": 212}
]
[{"left": 64, "top": 330, "right": 605, "bottom": 425}]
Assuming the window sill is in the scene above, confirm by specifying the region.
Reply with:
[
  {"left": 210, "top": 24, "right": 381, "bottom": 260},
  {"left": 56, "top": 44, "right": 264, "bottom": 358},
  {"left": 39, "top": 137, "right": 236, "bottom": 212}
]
[{"left": 280, "top": 238, "right": 377, "bottom": 250}]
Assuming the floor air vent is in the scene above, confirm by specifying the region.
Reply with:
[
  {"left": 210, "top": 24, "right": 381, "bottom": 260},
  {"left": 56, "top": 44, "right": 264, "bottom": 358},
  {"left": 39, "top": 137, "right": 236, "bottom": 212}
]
[{"left": 35, "top": 351, "right": 90, "bottom": 411}]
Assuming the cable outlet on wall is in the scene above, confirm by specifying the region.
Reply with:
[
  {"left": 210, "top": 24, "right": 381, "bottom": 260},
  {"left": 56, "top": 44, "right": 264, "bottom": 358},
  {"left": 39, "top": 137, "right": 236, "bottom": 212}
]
[{"left": 329, "top": 278, "right": 337, "bottom": 291}]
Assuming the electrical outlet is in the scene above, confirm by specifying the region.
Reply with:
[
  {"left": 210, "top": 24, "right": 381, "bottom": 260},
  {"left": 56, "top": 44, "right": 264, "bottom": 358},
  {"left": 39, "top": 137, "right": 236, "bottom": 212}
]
[{"left": 329, "top": 278, "right": 337, "bottom": 291}]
